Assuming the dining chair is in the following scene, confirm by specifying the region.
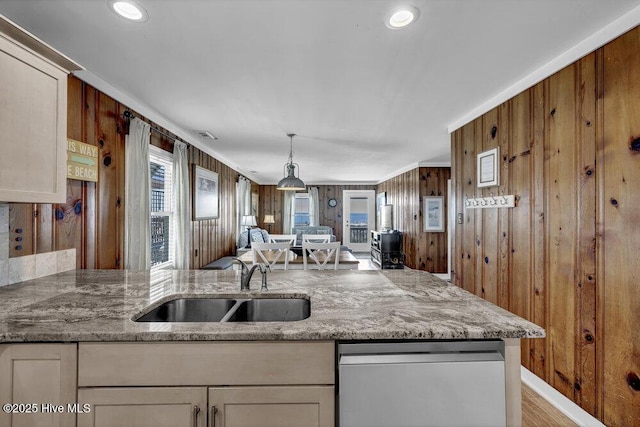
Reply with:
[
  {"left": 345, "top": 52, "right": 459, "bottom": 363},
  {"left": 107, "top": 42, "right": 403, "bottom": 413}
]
[
  {"left": 251, "top": 242, "right": 291, "bottom": 270},
  {"left": 268, "top": 234, "right": 297, "bottom": 245},
  {"left": 302, "top": 234, "right": 331, "bottom": 244},
  {"left": 302, "top": 241, "right": 341, "bottom": 270}
]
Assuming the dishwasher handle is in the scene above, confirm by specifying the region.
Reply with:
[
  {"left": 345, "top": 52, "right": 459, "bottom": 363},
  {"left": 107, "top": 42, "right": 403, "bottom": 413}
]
[{"left": 339, "top": 351, "right": 504, "bottom": 366}]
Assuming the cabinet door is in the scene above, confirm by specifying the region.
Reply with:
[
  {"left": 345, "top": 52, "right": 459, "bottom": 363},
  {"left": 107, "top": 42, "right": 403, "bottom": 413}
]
[
  {"left": 0, "top": 32, "right": 69, "bottom": 203},
  {"left": 0, "top": 343, "right": 77, "bottom": 427},
  {"left": 78, "top": 387, "right": 207, "bottom": 427},
  {"left": 209, "top": 386, "right": 334, "bottom": 427}
]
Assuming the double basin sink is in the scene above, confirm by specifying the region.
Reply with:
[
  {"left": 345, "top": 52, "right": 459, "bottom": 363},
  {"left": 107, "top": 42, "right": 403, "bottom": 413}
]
[{"left": 135, "top": 297, "right": 310, "bottom": 323}]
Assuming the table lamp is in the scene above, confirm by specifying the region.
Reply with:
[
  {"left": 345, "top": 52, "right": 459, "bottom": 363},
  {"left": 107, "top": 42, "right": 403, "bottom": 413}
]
[
  {"left": 241, "top": 215, "right": 257, "bottom": 248},
  {"left": 263, "top": 214, "right": 275, "bottom": 232}
]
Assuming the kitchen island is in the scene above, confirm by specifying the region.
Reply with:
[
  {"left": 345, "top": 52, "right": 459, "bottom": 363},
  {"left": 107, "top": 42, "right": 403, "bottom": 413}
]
[{"left": 0, "top": 269, "right": 544, "bottom": 427}]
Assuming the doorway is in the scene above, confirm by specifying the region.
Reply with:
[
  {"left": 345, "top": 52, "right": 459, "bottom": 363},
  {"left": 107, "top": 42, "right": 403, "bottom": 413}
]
[{"left": 342, "top": 190, "right": 375, "bottom": 252}]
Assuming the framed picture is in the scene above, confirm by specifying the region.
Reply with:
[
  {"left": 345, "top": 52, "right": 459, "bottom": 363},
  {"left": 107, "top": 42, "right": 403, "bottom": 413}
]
[
  {"left": 423, "top": 196, "right": 444, "bottom": 232},
  {"left": 376, "top": 192, "right": 386, "bottom": 230},
  {"left": 251, "top": 192, "right": 259, "bottom": 216},
  {"left": 477, "top": 147, "right": 500, "bottom": 188},
  {"left": 193, "top": 166, "right": 219, "bottom": 219}
]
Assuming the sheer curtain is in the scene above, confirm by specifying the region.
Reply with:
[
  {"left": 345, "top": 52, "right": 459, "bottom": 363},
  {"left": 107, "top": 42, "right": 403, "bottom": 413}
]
[
  {"left": 124, "top": 118, "right": 151, "bottom": 270},
  {"left": 308, "top": 186, "right": 319, "bottom": 226},
  {"left": 283, "top": 191, "right": 295, "bottom": 233},
  {"left": 173, "top": 140, "right": 190, "bottom": 269},
  {"left": 236, "top": 176, "right": 251, "bottom": 246}
]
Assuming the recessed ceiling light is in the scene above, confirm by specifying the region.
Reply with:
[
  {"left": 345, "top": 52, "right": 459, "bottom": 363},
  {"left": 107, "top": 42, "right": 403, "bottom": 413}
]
[
  {"left": 108, "top": 0, "right": 148, "bottom": 22},
  {"left": 385, "top": 6, "right": 420, "bottom": 30}
]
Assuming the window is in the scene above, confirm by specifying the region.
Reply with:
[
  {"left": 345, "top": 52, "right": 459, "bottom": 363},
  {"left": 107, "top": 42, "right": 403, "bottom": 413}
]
[
  {"left": 293, "top": 193, "right": 310, "bottom": 227},
  {"left": 149, "top": 145, "right": 174, "bottom": 269}
]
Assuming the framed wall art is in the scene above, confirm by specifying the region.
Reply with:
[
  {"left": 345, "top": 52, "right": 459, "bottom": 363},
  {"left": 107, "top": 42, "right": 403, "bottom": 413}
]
[
  {"left": 376, "top": 192, "right": 386, "bottom": 231},
  {"left": 477, "top": 147, "right": 500, "bottom": 188},
  {"left": 193, "top": 165, "right": 219, "bottom": 219},
  {"left": 423, "top": 196, "right": 444, "bottom": 232},
  {"left": 251, "top": 191, "right": 259, "bottom": 216}
]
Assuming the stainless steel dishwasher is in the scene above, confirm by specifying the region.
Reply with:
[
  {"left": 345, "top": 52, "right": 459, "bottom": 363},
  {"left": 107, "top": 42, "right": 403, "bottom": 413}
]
[{"left": 338, "top": 340, "right": 506, "bottom": 427}]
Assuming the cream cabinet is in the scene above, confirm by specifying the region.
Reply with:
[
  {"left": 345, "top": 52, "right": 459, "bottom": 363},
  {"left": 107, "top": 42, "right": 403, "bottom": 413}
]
[
  {"left": 77, "top": 341, "right": 336, "bottom": 427},
  {"left": 0, "top": 16, "right": 81, "bottom": 203},
  {"left": 209, "top": 386, "right": 334, "bottom": 427},
  {"left": 0, "top": 343, "right": 78, "bottom": 427},
  {"left": 78, "top": 387, "right": 207, "bottom": 427}
]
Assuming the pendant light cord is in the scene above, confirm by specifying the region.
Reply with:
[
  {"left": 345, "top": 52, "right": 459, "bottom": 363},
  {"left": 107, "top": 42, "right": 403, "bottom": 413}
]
[{"left": 287, "top": 133, "right": 296, "bottom": 165}]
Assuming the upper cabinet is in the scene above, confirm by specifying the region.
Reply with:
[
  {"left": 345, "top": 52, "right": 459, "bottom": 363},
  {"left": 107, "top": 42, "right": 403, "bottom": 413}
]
[{"left": 0, "top": 15, "right": 82, "bottom": 203}]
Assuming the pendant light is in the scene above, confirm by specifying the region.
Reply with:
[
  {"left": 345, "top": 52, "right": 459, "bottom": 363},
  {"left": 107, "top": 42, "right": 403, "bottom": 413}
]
[{"left": 276, "top": 133, "right": 306, "bottom": 191}]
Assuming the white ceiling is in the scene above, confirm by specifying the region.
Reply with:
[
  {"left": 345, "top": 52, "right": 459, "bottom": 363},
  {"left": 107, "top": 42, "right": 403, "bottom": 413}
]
[{"left": 1, "top": 0, "right": 640, "bottom": 184}]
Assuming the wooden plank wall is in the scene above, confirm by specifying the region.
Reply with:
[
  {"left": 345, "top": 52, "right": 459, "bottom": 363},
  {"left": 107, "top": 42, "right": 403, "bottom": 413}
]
[
  {"left": 8, "top": 76, "right": 245, "bottom": 271},
  {"left": 188, "top": 149, "right": 243, "bottom": 269},
  {"left": 451, "top": 26, "right": 640, "bottom": 425},
  {"left": 600, "top": 28, "right": 640, "bottom": 427},
  {"left": 377, "top": 167, "right": 450, "bottom": 272},
  {"left": 257, "top": 184, "right": 376, "bottom": 243}
]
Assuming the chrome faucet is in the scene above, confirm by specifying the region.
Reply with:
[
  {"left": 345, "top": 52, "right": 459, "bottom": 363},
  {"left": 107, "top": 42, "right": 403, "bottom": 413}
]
[{"left": 234, "top": 258, "right": 270, "bottom": 291}]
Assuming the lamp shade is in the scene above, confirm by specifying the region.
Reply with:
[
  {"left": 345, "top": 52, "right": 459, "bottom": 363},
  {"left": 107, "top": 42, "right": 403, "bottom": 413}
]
[
  {"left": 263, "top": 214, "right": 275, "bottom": 224},
  {"left": 276, "top": 177, "right": 306, "bottom": 190},
  {"left": 241, "top": 215, "right": 257, "bottom": 227}
]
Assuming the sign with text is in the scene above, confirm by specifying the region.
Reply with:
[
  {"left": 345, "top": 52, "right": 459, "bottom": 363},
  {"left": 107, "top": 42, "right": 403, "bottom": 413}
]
[{"left": 67, "top": 139, "right": 98, "bottom": 182}]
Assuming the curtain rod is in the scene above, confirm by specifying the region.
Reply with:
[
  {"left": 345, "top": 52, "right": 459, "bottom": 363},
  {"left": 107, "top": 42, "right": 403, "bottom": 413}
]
[{"left": 123, "top": 110, "right": 179, "bottom": 142}]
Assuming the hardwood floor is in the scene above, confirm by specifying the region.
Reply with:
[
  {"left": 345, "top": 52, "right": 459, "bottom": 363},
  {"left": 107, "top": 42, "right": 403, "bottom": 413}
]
[
  {"left": 522, "top": 383, "right": 577, "bottom": 426},
  {"left": 353, "top": 252, "right": 379, "bottom": 270}
]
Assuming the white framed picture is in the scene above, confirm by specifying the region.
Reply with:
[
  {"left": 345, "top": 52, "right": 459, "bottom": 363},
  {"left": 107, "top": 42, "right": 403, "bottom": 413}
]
[
  {"left": 193, "top": 165, "right": 219, "bottom": 219},
  {"left": 477, "top": 147, "right": 500, "bottom": 188},
  {"left": 423, "top": 196, "right": 444, "bottom": 232}
]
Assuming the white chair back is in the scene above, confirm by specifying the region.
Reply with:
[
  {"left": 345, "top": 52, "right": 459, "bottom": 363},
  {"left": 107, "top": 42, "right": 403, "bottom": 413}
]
[
  {"left": 302, "top": 234, "right": 331, "bottom": 244},
  {"left": 302, "top": 241, "right": 341, "bottom": 270},
  {"left": 251, "top": 242, "right": 291, "bottom": 270},
  {"left": 268, "top": 234, "right": 296, "bottom": 245}
]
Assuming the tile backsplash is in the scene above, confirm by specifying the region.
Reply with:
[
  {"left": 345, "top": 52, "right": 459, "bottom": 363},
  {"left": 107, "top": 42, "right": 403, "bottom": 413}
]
[{"left": 0, "top": 203, "right": 76, "bottom": 286}]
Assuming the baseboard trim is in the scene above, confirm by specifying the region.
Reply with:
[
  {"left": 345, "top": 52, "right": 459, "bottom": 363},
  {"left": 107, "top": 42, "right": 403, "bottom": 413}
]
[{"left": 521, "top": 367, "right": 605, "bottom": 427}]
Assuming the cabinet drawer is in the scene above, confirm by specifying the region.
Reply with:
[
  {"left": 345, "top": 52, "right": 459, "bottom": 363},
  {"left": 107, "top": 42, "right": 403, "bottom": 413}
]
[{"left": 78, "top": 341, "right": 334, "bottom": 387}]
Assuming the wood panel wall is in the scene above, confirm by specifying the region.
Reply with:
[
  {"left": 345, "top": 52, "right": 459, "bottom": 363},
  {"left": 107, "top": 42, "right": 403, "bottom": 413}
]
[
  {"left": 257, "top": 184, "right": 376, "bottom": 243},
  {"left": 188, "top": 149, "right": 242, "bottom": 269},
  {"left": 451, "top": 26, "right": 640, "bottom": 425},
  {"left": 377, "top": 167, "right": 450, "bottom": 272},
  {"left": 8, "top": 76, "right": 245, "bottom": 271}
]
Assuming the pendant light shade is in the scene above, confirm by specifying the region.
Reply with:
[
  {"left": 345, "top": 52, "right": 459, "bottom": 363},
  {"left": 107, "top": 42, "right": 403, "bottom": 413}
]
[{"left": 276, "top": 133, "right": 306, "bottom": 191}]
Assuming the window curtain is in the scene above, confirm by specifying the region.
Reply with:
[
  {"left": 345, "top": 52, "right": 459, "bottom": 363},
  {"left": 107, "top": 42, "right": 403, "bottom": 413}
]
[
  {"left": 236, "top": 176, "right": 251, "bottom": 246},
  {"left": 124, "top": 117, "right": 151, "bottom": 270},
  {"left": 173, "top": 140, "right": 190, "bottom": 269},
  {"left": 283, "top": 191, "right": 295, "bottom": 233},
  {"left": 308, "top": 186, "right": 320, "bottom": 226}
]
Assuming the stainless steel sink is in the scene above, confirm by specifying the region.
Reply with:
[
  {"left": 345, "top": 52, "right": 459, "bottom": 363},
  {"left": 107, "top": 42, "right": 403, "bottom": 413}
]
[
  {"left": 136, "top": 298, "right": 236, "bottom": 322},
  {"left": 134, "top": 297, "right": 310, "bottom": 323},
  {"left": 226, "top": 298, "right": 311, "bottom": 322}
]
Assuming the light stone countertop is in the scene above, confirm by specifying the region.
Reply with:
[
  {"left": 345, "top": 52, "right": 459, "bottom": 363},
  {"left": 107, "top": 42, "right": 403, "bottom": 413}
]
[{"left": 0, "top": 269, "right": 545, "bottom": 342}]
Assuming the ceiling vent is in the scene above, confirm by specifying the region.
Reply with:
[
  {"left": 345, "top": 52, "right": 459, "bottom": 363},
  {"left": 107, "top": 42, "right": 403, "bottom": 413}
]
[{"left": 195, "top": 130, "right": 218, "bottom": 140}]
